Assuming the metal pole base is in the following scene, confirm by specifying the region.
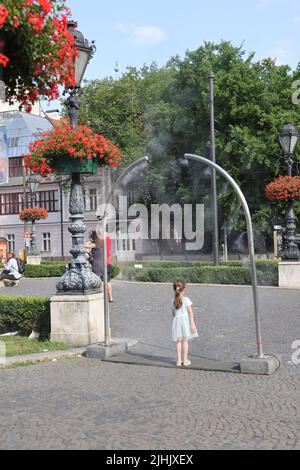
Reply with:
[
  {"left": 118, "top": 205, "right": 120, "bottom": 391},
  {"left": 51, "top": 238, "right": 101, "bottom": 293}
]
[
  {"left": 240, "top": 355, "right": 281, "bottom": 375},
  {"left": 86, "top": 338, "right": 138, "bottom": 359}
]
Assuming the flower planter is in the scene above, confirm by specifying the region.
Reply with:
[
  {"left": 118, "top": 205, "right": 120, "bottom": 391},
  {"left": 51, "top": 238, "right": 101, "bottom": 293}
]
[
  {"left": 265, "top": 176, "right": 300, "bottom": 202},
  {"left": 1, "top": 1, "right": 77, "bottom": 111},
  {"left": 52, "top": 156, "right": 98, "bottom": 175}
]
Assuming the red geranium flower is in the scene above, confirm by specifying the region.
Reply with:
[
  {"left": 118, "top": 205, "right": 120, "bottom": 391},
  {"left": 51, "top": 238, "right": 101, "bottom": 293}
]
[
  {"left": 24, "top": 123, "right": 123, "bottom": 176},
  {"left": 0, "top": 0, "right": 77, "bottom": 110},
  {"left": 265, "top": 175, "right": 300, "bottom": 202},
  {"left": 20, "top": 207, "right": 49, "bottom": 222}
]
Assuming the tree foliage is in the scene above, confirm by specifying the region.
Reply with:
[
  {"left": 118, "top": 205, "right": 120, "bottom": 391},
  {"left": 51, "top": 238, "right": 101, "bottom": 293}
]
[{"left": 79, "top": 41, "right": 300, "bottom": 243}]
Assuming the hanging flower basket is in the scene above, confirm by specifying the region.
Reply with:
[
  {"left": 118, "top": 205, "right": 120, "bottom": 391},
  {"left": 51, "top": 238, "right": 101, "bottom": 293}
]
[
  {"left": 20, "top": 207, "right": 49, "bottom": 222},
  {"left": 265, "top": 175, "right": 300, "bottom": 202},
  {"left": 24, "top": 124, "right": 123, "bottom": 176},
  {"left": 0, "top": 0, "right": 77, "bottom": 111}
]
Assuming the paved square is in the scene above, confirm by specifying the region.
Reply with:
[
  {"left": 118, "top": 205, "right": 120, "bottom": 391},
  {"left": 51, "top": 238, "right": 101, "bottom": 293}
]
[{"left": 0, "top": 280, "right": 299, "bottom": 449}]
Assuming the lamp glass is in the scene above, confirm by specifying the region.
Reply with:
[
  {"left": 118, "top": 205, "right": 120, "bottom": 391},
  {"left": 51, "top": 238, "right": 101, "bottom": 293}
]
[
  {"left": 279, "top": 124, "right": 299, "bottom": 154},
  {"left": 74, "top": 47, "right": 90, "bottom": 87},
  {"left": 27, "top": 175, "right": 40, "bottom": 195},
  {"left": 290, "top": 134, "right": 298, "bottom": 154},
  {"left": 279, "top": 134, "right": 291, "bottom": 154}
]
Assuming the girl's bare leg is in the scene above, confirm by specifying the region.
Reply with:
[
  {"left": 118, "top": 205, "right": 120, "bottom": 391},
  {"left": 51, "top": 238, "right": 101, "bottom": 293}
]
[
  {"left": 183, "top": 340, "right": 189, "bottom": 364},
  {"left": 176, "top": 341, "right": 182, "bottom": 364},
  {"left": 108, "top": 282, "right": 113, "bottom": 301}
]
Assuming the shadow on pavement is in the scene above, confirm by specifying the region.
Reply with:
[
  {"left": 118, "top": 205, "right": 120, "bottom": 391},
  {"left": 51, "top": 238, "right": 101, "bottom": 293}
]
[{"left": 103, "top": 350, "right": 241, "bottom": 373}]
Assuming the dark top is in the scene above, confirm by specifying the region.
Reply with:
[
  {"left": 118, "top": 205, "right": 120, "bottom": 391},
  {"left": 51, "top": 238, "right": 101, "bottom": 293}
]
[{"left": 91, "top": 240, "right": 102, "bottom": 276}]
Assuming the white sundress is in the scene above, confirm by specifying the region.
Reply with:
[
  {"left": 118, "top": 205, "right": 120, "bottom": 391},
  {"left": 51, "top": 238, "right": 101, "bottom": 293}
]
[{"left": 172, "top": 297, "right": 199, "bottom": 342}]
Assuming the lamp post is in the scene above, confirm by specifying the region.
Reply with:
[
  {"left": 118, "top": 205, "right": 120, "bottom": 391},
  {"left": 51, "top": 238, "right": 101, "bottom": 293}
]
[
  {"left": 209, "top": 71, "right": 220, "bottom": 266},
  {"left": 56, "top": 21, "right": 99, "bottom": 294},
  {"left": 279, "top": 123, "right": 300, "bottom": 261},
  {"left": 64, "top": 21, "right": 96, "bottom": 127},
  {"left": 27, "top": 174, "right": 40, "bottom": 256}
]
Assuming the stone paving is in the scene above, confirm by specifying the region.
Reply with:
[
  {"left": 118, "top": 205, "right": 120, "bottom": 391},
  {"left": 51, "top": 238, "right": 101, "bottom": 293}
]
[
  {"left": 0, "top": 359, "right": 299, "bottom": 450},
  {"left": 0, "top": 279, "right": 299, "bottom": 449}
]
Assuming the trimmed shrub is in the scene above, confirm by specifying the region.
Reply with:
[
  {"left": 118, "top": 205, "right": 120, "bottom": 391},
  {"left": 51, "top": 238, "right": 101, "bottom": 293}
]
[
  {"left": 0, "top": 297, "right": 51, "bottom": 338},
  {"left": 120, "top": 264, "right": 278, "bottom": 286},
  {"left": 24, "top": 263, "right": 120, "bottom": 279},
  {"left": 24, "top": 264, "right": 66, "bottom": 278}
]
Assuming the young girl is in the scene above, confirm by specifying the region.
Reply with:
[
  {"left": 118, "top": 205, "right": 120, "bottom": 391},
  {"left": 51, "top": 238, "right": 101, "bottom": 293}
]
[{"left": 172, "top": 280, "right": 198, "bottom": 367}]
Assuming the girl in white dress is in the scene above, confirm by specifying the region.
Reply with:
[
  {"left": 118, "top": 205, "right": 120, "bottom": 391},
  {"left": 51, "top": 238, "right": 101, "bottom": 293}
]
[{"left": 172, "top": 280, "right": 198, "bottom": 367}]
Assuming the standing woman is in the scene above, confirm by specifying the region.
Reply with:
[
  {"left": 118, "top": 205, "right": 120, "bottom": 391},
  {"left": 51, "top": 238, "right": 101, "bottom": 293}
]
[
  {"left": 85, "top": 231, "right": 102, "bottom": 277},
  {"left": 97, "top": 227, "right": 114, "bottom": 303}
]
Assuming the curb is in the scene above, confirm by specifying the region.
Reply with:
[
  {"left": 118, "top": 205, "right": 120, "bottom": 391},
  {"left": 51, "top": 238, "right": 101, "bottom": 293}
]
[
  {"left": 114, "top": 280, "right": 281, "bottom": 289},
  {"left": 1, "top": 347, "right": 86, "bottom": 368}
]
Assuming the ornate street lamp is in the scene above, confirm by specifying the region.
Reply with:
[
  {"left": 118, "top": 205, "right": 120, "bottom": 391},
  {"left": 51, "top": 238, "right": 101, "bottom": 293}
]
[
  {"left": 27, "top": 174, "right": 40, "bottom": 256},
  {"left": 56, "top": 21, "right": 100, "bottom": 294},
  {"left": 64, "top": 21, "right": 96, "bottom": 127},
  {"left": 279, "top": 122, "right": 300, "bottom": 261}
]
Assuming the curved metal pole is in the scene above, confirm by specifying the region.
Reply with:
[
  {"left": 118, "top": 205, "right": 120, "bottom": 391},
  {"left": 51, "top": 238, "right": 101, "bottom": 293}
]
[
  {"left": 185, "top": 153, "right": 264, "bottom": 358},
  {"left": 106, "top": 156, "right": 149, "bottom": 207},
  {"left": 102, "top": 156, "right": 149, "bottom": 346}
]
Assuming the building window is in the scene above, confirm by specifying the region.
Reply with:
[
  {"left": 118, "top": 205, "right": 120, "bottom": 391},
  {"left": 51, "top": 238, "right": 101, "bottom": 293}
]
[
  {"left": 118, "top": 236, "right": 135, "bottom": 252},
  {"left": 7, "top": 234, "right": 15, "bottom": 252},
  {"left": 89, "top": 189, "right": 97, "bottom": 211},
  {"left": 0, "top": 190, "right": 58, "bottom": 215},
  {"left": 37, "top": 191, "right": 59, "bottom": 212},
  {"left": 9, "top": 157, "right": 24, "bottom": 178},
  {"left": 0, "top": 193, "right": 21, "bottom": 215},
  {"left": 8, "top": 137, "right": 19, "bottom": 148},
  {"left": 42, "top": 233, "right": 51, "bottom": 252}
]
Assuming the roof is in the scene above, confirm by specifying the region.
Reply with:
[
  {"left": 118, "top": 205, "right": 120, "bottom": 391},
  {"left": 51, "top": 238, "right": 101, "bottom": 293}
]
[{"left": 0, "top": 111, "right": 53, "bottom": 158}]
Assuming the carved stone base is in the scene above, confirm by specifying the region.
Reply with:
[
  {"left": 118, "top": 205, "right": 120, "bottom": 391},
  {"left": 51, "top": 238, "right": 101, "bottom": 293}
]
[
  {"left": 50, "top": 293, "right": 104, "bottom": 346},
  {"left": 56, "top": 262, "right": 101, "bottom": 294}
]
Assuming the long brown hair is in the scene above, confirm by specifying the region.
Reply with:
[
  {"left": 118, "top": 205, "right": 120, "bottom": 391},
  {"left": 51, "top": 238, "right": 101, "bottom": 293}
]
[{"left": 173, "top": 280, "right": 186, "bottom": 310}]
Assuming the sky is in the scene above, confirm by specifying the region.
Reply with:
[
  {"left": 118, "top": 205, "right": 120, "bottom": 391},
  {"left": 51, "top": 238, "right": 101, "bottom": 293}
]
[{"left": 45, "top": 0, "right": 300, "bottom": 109}]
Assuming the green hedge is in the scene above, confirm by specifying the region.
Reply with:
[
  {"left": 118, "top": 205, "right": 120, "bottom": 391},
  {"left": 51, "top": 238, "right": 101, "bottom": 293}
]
[
  {"left": 0, "top": 297, "right": 50, "bottom": 338},
  {"left": 24, "top": 263, "right": 120, "bottom": 279},
  {"left": 120, "top": 264, "right": 278, "bottom": 286},
  {"left": 118, "top": 259, "right": 278, "bottom": 269},
  {"left": 24, "top": 264, "right": 66, "bottom": 278}
]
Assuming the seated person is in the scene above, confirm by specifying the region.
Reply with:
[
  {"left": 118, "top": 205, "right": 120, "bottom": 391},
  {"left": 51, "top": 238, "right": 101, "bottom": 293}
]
[{"left": 0, "top": 251, "right": 22, "bottom": 283}]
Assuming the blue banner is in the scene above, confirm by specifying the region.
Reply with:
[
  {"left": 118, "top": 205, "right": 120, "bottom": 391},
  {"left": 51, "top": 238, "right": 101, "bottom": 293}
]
[{"left": 0, "top": 125, "right": 8, "bottom": 185}]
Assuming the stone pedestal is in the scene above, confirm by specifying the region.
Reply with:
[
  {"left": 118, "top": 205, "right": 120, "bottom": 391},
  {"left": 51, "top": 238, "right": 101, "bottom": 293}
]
[
  {"left": 27, "top": 256, "right": 42, "bottom": 266},
  {"left": 279, "top": 262, "right": 300, "bottom": 289},
  {"left": 50, "top": 293, "right": 104, "bottom": 347}
]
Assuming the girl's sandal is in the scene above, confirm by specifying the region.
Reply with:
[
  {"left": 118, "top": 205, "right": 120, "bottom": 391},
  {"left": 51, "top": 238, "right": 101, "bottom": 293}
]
[
  {"left": 176, "top": 361, "right": 182, "bottom": 367},
  {"left": 183, "top": 360, "right": 191, "bottom": 367}
]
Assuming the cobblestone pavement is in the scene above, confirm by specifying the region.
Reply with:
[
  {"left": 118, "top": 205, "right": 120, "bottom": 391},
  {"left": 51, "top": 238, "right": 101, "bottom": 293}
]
[
  {"left": 0, "top": 279, "right": 299, "bottom": 449},
  {"left": 0, "top": 359, "right": 299, "bottom": 450}
]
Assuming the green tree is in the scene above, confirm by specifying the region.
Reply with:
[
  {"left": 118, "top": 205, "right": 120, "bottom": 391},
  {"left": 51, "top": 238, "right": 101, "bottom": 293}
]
[{"left": 79, "top": 40, "right": 300, "bottom": 246}]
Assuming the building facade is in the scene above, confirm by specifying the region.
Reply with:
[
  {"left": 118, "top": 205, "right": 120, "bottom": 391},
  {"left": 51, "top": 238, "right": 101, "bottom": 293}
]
[
  {"left": 0, "top": 109, "right": 116, "bottom": 260},
  {"left": 0, "top": 105, "right": 166, "bottom": 262}
]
